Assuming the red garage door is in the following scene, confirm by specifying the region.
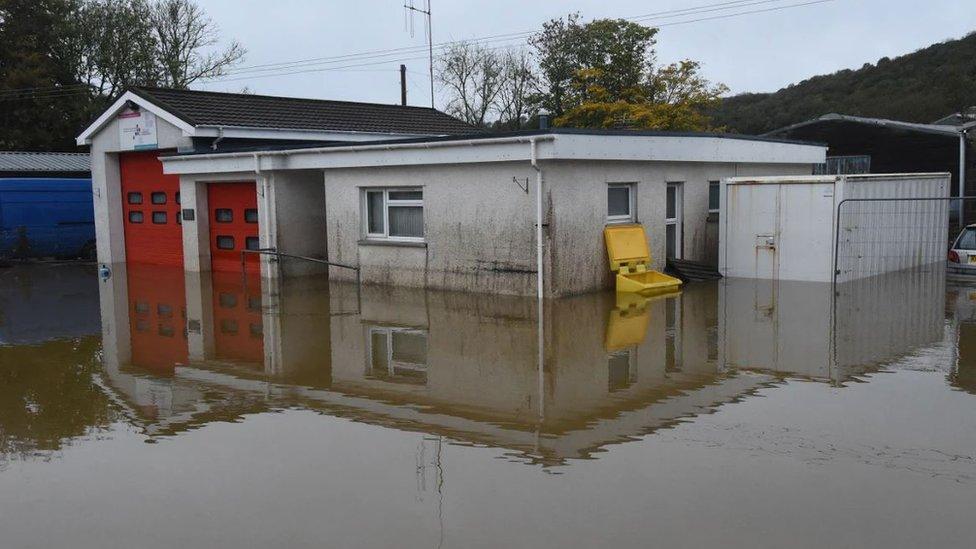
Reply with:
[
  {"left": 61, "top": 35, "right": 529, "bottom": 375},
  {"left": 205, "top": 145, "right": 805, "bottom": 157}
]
[
  {"left": 211, "top": 270, "right": 264, "bottom": 365},
  {"left": 127, "top": 263, "right": 188, "bottom": 374},
  {"left": 208, "top": 182, "right": 259, "bottom": 273},
  {"left": 120, "top": 151, "right": 184, "bottom": 266}
]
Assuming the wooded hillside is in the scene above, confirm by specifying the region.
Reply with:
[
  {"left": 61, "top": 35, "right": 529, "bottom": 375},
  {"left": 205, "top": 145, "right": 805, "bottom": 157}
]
[{"left": 710, "top": 32, "right": 976, "bottom": 135}]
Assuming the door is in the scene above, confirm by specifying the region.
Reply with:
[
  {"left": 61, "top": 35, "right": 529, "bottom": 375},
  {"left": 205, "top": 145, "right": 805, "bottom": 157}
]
[
  {"left": 120, "top": 151, "right": 183, "bottom": 266},
  {"left": 666, "top": 183, "right": 683, "bottom": 260},
  {"left": 207, "top": 182, "right": 259, "bottom": 273}
]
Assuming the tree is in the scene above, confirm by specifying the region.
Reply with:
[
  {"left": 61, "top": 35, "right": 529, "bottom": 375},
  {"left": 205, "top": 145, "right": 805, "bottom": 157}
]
[
  {"left": 150, "top": 0, "right": 244, "bottom": 88},
  {"left": 436, "top": 42, "right": 504, "bottom": 128},
  {"left": 494, "top": 50, "right": 537, "bottom": 130},
  {"left": 530, "top": 14, "right": 657, "bottom": 117},
  {"left": 554, "top": 62, "right": 727, "bottom": 131},
  {"left": 0, "top": 0, "right": 245, "bottom": 150}
]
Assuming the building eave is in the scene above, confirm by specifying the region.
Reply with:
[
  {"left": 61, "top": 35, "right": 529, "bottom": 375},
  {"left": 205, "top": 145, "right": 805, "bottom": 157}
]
[{"left": 160, "top": 132, "right": 826, "bottom": 176}]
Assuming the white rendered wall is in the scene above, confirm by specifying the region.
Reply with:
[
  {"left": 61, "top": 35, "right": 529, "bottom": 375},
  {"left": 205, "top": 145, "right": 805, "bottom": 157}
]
[{"left": 89, "top": 115, "right": 190, "bottom": 267}]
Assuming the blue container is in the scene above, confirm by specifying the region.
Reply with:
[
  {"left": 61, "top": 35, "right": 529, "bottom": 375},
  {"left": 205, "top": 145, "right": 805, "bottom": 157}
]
[{"left": 0, "top": 178, "right": 95, "bottom": 259}]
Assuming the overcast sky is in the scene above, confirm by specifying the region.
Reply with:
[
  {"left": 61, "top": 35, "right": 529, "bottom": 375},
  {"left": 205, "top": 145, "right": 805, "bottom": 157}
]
[{"left": 197, "top": 0, "right": 976, "bottom": 107}]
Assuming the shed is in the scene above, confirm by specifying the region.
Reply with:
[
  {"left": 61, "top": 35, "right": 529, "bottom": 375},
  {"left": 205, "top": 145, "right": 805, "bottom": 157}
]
[{"left": 719, "top": 173, "right": 950, "bottom": 283}]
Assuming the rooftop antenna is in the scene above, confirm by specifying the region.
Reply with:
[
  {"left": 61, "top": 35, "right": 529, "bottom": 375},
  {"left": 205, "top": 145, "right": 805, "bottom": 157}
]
[{"left": 404, "top": 0, "right": 434, "bottom": 109}]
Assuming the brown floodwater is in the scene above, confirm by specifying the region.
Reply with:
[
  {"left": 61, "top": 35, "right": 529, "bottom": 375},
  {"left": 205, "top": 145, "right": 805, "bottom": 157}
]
[{"left": 1, "top": 263, "right": 975, "bottom": 548}]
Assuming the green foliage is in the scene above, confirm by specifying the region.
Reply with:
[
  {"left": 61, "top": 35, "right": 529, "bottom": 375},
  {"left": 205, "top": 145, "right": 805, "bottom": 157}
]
[
  {"left": 531, "top": 13, "right": 658, "bottom": 117},
  {"left": 0, "top": 0, "right": 244, "bottom": 151},
  {"left": 711, "top": 32, "right": 976, "bottom": 134}
]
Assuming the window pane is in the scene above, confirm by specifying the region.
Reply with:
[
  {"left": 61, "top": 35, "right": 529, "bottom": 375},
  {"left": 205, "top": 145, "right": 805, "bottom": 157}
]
[
  {"left": 370, "top": 331, "right": 389, "bottom": 371},
  {"left": 666, "top": 224, "right": 676, "bottom": 258},
  {"left": 151, "top": 192, "right": 166, "bottom": 205},
  {"left": 244, "top": 208, "right": 258, "bottom": 223},
  {"left": 219, "top": 293, "right": 238, "bottom": 308},
  {"left": 127, "top": 192, "right": 143, "bottom": 204},
  {"left": 152, "top": 211, "right": 167, "bottom": 224},
  {"left": 388, "top": 190, "right": 422, "bottom": 201},
  {"left": 175, "top": 192, "right": 181, "bottom": 205},
  {"left": 388, "top": 206, "right": 423, "bottom": 238},
  {"left": 220, "top": 319, "right": 239, "bottom": 335},
  {"left": 391, "top": 331, "right": 427, "bottom": 364},
  {"left": 128, "top": 211, "right": 144, "bottom": 223},
  {"left": 608, "top": 186, "right": 630, "bottom": 217},
  {"left": 245, "top": 236, "right": 260, "bottom": 250},
  {"left": 215, "top": 208, "right": 233, "bottom": 223},
  {"left": 708, "top": 181, "right": 720, "bottom": 211},
  {"left": 216, "top": 235, "right": 235, "bottom": 250},
  {"left": 366, "top": 191, "right": 384, "bottom": 234},
  {"left": 666, "top": 187, "right": 676, "bottom": 219},
  {"left": 958, "top": 228, "right": 976, "bottom": 249},
  {"left": 176, "top": 211, "right": 182, "bottom": 225}
]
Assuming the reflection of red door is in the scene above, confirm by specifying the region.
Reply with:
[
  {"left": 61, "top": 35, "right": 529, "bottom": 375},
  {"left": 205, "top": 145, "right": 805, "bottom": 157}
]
[
  {"left": 127, "top": 264, "right": 188, "bottom": 373},
  {"left": 120, "top": 151, "right": 183, "bottom": 266},
  {"left": 211, "top": 270, "right": 264, "bottom": 365},
  {"left": 208, "top": 182, "right": 259, "bottom": 273}
]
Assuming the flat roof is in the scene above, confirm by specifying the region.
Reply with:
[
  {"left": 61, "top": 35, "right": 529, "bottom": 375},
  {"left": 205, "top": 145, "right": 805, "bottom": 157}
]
[
  {"left": 172, "top": 127, "right": 824, "bottom": 156},
  {"left": 161, "top": 129, "right": 827, "bottom": 175}
]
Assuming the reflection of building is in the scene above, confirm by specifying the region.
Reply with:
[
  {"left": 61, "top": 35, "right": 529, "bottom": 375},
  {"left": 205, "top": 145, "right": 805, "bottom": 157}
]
[
  {"left": 98, "top": 269, "right": 775, "bottom": 464},
  {"left": 947, "top": 285, "right": 976, "bottom": 394},
  {"left": 719, "top": 268, "right": 945, "bottom": 383},
  {"left": 0, "top": 263, "right": 100, "bottom": 344}
]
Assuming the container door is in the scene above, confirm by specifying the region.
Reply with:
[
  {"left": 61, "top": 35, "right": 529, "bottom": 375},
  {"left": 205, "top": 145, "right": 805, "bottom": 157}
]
[
  {"left": 723, "top": 183, "right": 781, "bottom": 279},
  {"left": 666, "top": 183, "right": 683, "bottom": 259},
  {"left": 208, "top": 182, "right": 259, "bottom": 273},
  {"left": 120, "top": 151, "right": 183, "bottom": 266}
]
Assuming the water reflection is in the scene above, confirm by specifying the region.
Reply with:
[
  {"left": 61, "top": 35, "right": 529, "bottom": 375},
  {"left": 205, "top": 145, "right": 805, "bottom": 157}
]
[
  {"left": 0, "top": 264, "right": 110, "bottom": 466},
  {"left": 80, "top": 265, "right": 948, "bottom": 466}
]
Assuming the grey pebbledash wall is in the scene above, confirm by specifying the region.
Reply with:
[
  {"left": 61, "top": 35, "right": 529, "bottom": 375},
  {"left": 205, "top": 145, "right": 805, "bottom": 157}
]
[{"left": 323, "top": 159, "right": 812, "bottom": 297}]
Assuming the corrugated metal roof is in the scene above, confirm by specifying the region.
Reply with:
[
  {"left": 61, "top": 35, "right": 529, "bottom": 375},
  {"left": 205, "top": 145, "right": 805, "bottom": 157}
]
[
  {"left": 0, "top": 151, "right": 91, "bottom": 173},
  {"left": 129, "top": 86, "right": 477, "bottom": 135}
]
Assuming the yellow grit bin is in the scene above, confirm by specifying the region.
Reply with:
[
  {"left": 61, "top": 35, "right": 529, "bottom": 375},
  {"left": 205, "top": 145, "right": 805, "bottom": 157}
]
[{"left": 603, "top": 224, "right": 683, "bottom": 294}]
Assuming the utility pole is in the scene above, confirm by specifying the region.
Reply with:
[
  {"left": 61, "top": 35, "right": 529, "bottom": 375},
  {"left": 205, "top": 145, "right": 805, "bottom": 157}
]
[
  {"left": 404, "top": 0, "right": 434, "bottom": 108},
  {"left": 400, "top": 64, "right": 407, "bottom": 106}
]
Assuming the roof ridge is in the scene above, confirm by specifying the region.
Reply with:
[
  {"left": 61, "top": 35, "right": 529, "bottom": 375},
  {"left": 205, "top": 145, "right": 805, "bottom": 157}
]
[{"left": 131, "top": 85, "right": 445, "bottom": 113}]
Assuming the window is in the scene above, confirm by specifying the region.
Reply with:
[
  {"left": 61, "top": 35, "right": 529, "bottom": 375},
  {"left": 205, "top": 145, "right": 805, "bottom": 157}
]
[
  {"left": 216, "top": 235, "right": 235, "bottom": 250},
  {"left": 219, "top": 293, "right": 238, "bottom": 308},
  {"left": 151, "top": 192, "right": 166, "bottom": 205},
  {"left": 157, "top": 304, "right": 173, "bottom": 318},
  {"left": 607, "top": 183, "right": 635, "bottom": 223},
  {"left": 708, "top": 181, "right": 720, "bottom": 213},
  {"left": 364, "top": 188, "right": 424, "bottom": 241},
  {"left": 245, "top": 236, "right": 260, "bottom": 251},
  {"left": 152, "top": 211, "right": 167, "bottom": 224},
  {"left": 215, "top": 209, "right": 233, "bottom": 223},
  {"left": 127, "top": 192, "right": 143, "bottom": 204},
  {"left": 367, "top": 327, "right": 428, "bottom": 385},
  {"left": 175, "top": 192, "right": 181, "bottom": 205},
  {"left": 956, "top": 227, "right": 976, "bottom": 250},
  {"left": 176, "top": 211, "right": 182, "bottom": 225},
  {"left": 244, "top": 208, "right": 258, "bottom": 223},
  {"left": 220, "top": 319, "right": 239, "bottom": 335},
  {"left": 128, "top": 211, "right": 144, "bottom": 224}
]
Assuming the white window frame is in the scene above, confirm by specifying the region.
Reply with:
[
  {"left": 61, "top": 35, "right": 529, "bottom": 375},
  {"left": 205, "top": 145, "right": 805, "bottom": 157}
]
[
  {"left": 365, "top": 326, "right": 429, "bottom": 382},
  {"left": 606, "top": 182, "right": 636, "bottom": 224},
  {"left": 363, "top": 187, "right": 424, "bottom": 242},
  {"left": 708, "top": 180, "right": 721, "bottom": 214}
]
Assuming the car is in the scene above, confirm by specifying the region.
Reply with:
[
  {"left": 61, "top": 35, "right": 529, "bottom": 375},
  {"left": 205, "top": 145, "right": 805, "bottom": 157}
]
[{"left": 948, "top": 223, "right": 976, "bottom": 277}]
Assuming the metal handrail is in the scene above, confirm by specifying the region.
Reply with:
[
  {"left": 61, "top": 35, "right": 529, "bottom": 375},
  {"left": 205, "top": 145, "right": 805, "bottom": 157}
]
[{"left": 241, "top": 247, "right": 362, "bottom": 314}]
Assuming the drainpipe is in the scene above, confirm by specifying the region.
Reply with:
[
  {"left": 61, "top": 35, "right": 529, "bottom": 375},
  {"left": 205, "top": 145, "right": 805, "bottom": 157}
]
[
  {"left": 961, "top": 130, "right": 968, "bottom": 227},
  {"left": 530, "top": 138, "right": 543, "bottom": 299},
  {"left": 530, "top": 137, "right": 544, "bottom": 424},
  {"left": 211, "top": 126, "right": 226, "bottom": 151}
]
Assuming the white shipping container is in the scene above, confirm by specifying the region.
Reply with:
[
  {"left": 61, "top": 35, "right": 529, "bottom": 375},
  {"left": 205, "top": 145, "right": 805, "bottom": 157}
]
[{"left": 719, "top": 173, "right": 950, "bottom": 282}]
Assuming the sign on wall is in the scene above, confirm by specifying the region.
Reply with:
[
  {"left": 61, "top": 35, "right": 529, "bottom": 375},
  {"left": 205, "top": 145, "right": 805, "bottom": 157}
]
[{"left": 118, "top": 109, "right": 158, "bottom": 150}]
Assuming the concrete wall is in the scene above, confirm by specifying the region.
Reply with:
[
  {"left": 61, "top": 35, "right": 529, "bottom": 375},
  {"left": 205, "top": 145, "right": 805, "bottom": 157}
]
[
  {"left": 324, "top": 161, "right": 540, "bottom": 295},
  {"left": 270, "top": 170, "right": 329, "bottom": 276},
  {"left": 89, "top": 114, "right": 190, "bottom": 266},
  {"left": 323, "top": 159, "right": 813, "bottom": 297}
]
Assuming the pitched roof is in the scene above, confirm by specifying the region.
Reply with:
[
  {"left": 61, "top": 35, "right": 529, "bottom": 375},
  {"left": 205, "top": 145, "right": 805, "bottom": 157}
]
[
  {"left": 128, "top": 86, "right": 476, "bottom": 135},
  {"left": 0, "top": 151, "right": 90, "bottom": 173}
]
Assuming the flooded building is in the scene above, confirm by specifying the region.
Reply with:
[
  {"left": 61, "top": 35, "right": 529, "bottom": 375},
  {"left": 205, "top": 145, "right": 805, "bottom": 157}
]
[{"left": 78, "top": 87, "right": 824, "bottom": 298}]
